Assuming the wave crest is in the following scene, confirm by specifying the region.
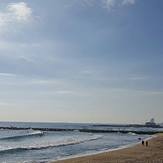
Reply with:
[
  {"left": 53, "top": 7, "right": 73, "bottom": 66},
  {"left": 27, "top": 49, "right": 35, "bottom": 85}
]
[
  {"left": 0, "top": 134, "right": 103, "bottom": 154},
  {"left": 0, "top": 130, "right": 44, "bottom": 140}
]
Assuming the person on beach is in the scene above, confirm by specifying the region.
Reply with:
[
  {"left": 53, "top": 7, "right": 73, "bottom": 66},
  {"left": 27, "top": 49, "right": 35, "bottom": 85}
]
[
  {"left": 146, "top": 141, "right": 148, "bottom": 147},
  {"left": 142, "top": 140, "right": 144, "bottom": 146}
]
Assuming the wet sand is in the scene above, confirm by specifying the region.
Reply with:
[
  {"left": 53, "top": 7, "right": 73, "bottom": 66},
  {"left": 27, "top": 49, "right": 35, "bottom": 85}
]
[{"left": 53, "top": 134, "right": 163, "bottom": 163}]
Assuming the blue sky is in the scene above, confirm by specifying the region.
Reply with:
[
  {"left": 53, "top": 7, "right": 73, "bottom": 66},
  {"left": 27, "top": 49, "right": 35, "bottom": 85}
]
[{"left": 0, "top": 0, "right": 163, "bottom": 123}]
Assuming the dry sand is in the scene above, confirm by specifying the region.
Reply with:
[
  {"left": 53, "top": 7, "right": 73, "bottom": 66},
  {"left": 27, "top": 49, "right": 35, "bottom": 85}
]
[{"left": 53, "top": 134, "right": 163, "bottom": 163}]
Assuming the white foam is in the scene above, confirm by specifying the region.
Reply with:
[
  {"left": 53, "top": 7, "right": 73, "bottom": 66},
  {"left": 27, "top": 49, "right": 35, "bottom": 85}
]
[
  {"left": 0, "top": 134, "right": 103, "bottom": 153},
  {"left": 0, "top": 129, "right": 44, "bottom": 140}
]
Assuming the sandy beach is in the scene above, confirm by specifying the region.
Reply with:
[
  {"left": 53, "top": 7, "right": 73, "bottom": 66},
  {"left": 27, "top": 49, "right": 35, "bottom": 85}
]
[{"left": 53, "top": 134, "right": 163, "bottom": 163}]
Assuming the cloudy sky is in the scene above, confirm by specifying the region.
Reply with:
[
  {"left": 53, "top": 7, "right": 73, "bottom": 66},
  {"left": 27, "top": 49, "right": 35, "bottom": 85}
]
[{"left": 0, "top": 0, "right": 163, "bottom": 123}]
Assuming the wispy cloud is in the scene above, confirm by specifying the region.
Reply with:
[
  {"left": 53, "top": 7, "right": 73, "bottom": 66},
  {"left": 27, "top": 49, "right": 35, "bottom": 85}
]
[
  {"left": 0, "top": 101, "right": 11, "bottom": 106},
  {"left": 103, "top": 0, "right": 136, "bottom": 9},
  {"left": 122, "top": 0, "right": 135, "bottom": 5},
  {"left": 128, "top": 75, "right": 147, "bottom": 81},
  {"left": 56, "top": 90, "right": 75, "bottom": 95},
  {"left": 7, "top": 2, "right": 32, "bottom": 22},
  {"left": 0, "top": 2, "right": 33, "bottom": 27},
  {"left": 0, "top": 72, "right": 17, "bottom": 78}
]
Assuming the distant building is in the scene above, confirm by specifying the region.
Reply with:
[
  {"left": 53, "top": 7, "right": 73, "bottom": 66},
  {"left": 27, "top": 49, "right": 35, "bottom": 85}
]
[{"left": 145, "top": 118, "right": 157, "bottom": 127}]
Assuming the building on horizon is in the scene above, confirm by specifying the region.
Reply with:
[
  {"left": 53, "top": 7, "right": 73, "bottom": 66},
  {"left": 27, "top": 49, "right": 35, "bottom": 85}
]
[{"left": 145, "top": 118, "right": 158, "bottom": 127}]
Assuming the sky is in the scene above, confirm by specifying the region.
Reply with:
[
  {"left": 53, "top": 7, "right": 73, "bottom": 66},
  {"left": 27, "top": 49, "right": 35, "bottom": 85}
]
[{"left": 0, "top": 0, "right": 163, "bottom": 124}]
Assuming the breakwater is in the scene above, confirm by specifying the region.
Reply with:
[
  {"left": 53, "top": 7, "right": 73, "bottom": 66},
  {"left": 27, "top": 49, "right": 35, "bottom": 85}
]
[{"left": 0, "top": 126, "right": 163, "bottom": 135}]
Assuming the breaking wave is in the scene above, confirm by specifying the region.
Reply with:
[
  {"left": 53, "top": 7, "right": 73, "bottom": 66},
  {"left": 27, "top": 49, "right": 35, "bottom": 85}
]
[
  {"left": 0, "top": 130, "right": 44, "bottom": 140},
  {"left": 128, "top": 132, "right": 137, "bottom": 136},
  {"left": 0, "top": 134, "right": 103, "bottom": 154}
]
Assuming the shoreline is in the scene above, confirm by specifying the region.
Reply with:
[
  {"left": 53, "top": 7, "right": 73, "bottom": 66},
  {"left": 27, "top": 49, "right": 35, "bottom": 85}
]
[
  {"left": 51, "top": 135, "right": 153, "bottom": 162},
  {"left": 52, "top": 134, "right": 163, "bottom": 163}
]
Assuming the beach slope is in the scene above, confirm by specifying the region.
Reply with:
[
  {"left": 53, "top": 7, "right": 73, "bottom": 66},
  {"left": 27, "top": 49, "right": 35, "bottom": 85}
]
[{"left": 53, "top": 134, "right": 163, "bottom": 163}]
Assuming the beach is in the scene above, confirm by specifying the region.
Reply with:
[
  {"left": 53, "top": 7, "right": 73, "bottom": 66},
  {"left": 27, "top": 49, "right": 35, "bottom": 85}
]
[{"left": 53, "top": 134, "right": 163, "bottom": 163}]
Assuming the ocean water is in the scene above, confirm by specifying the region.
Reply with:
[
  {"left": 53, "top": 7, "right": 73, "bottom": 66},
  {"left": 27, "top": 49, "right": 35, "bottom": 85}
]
[{"left": 0, "top": 122, "right": 161, "bottom": 163}]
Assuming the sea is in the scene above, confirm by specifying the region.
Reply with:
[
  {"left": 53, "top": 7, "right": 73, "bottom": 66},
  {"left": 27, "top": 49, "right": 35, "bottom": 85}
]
[{"left": 0, "top": 121, "right": 162, "bottom": 163}]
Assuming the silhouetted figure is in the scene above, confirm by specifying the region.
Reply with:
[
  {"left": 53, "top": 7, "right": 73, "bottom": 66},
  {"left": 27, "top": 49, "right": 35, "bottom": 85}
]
[
  {"left": 142, "top": 140, "right": 144, "bottom": 146},
  {"left": 146, "top": 141, "right": 148, "bottom": 147}
]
